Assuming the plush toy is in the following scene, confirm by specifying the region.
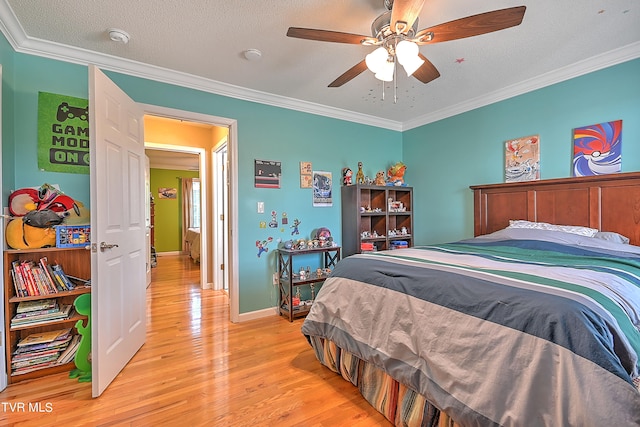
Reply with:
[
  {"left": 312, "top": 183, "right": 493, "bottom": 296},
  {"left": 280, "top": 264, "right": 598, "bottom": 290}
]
[
  {"left": 375, "top": 170, "right": 386, "bottom": 186},
  {"left": 64, "top": 201, "right": 91, "bottom": 225},
  {"left": 9, "top": 183, "right": 81, "bottom": 220},
  {"left": 6, "top": 218, "right": 56, "bottom": 249},
  {"left": 387, "top": 162, "right": 407, "bottom": 186}
]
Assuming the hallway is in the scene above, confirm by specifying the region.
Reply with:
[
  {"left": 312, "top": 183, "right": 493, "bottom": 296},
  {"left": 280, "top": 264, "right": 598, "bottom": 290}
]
[{"left": 0, "top": 255, "right": 388, "bottom": 426}]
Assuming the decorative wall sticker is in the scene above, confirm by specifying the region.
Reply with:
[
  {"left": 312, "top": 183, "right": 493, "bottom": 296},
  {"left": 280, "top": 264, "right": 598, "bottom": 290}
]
[
  {"left": 291, "top": 218, "right": 301, "bottom": 235},
  {"left": 256, "top": 237, "right": 273, "bottom": 257}
]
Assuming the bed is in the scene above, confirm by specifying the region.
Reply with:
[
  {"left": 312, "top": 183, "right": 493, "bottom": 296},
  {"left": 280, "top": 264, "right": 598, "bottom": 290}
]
[
  {"left": 301, "top": 172, "right": 640, "bottom": 426},
  {"left": 185, "top": 227, "right": 201, "bottom": 262}
]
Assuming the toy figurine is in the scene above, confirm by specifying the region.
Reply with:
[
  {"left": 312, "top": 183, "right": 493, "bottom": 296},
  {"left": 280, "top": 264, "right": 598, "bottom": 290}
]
[
  {"left": 356, "top": 162, "right": 365, "bottom": 184},
  {"left": 375, "top": 170, "right": 386, "bottom": 186},
  {"left": 387, "top": 162, "right": 407, "bottom": 186},
  {"left": 342, "top": 167, "right": 353, "bottom": 185}
]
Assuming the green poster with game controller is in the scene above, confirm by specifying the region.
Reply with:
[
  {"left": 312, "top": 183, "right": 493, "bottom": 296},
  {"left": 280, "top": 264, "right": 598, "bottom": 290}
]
[{"left": 38, "top": 92, "right": 90, "bottom": 174}]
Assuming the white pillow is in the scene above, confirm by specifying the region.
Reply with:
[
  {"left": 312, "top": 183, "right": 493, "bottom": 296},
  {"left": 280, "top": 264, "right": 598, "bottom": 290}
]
[
  {"left": 594, "top": 231, "right": 630, "bottom": 244},
  {"left": 508, "top": 220, "right": 599, "bottom": 237}
]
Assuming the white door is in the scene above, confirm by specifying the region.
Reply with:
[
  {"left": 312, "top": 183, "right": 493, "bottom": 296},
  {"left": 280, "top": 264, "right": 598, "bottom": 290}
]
[
  {"left": 145, "top": 155, "right": 151, "bottom": 287},
  {"left": 89, "top": 65, "right": 147, "bottom": 397}
]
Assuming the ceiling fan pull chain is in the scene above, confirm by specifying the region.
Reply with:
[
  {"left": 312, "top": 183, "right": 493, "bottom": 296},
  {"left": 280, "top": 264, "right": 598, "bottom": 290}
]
[{"left": 394, "top": 60, "right": 398, "bottom": 104}]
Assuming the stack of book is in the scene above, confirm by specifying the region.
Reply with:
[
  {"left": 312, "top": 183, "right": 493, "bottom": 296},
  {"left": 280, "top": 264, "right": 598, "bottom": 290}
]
[
  {"left": 10, "top": 257, "right": 77, "bottom": 297},
  {"left": 12, "top": 328, "right": 77, "bottom": 376},
  {"left": 11, "top": 299, "right": 74, "bottom": 328}
]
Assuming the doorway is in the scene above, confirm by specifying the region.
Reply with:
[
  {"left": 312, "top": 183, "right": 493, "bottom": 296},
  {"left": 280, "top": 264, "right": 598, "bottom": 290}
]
[
  {"left": 145, "top": 144, "right": 204, "bottom": 284},
  {"left": 140, "top": 104, "right": 239, "bottom": 322}
]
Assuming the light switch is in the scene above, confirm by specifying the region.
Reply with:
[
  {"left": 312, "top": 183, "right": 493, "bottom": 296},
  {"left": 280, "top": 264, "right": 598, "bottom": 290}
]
[{"left": 257, "top": 201, "right": 264, "bottom": 214}]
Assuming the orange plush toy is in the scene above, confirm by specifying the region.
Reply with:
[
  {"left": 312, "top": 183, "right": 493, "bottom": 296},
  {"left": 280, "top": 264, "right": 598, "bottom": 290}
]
[
  {"left": 387, "top": 162, "right": 407, "bottom": 186},
  {"left": 6, "top": 218, "right": 56, "bottom": 249}
]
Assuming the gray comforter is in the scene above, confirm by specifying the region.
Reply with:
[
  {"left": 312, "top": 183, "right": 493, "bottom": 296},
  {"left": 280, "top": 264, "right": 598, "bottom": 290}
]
[{"left": 302, "top": 229, "right": 640, "bottom": 426}]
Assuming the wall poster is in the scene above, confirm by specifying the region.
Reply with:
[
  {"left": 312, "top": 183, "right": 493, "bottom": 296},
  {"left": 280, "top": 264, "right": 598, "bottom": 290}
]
[
  {"left": 38, "top": 92, "right": 90, "bottom": 174},
  {"left": 254, "top": 159, "right": 281, "bottom": 188},
  {"left": 312, "top": 171, "right": 332, "bottom": 207},
  {"left": 505, "top": 134, "right": 540, "bottom": 182},
  {"left": 572, "top": 120, "right": 622, "bottom": 177}
]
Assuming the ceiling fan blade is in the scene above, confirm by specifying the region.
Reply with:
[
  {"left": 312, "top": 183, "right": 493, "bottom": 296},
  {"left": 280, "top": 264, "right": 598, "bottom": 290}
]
[
  {"left": 415, "top": 6, "right": 526, "bottom": 44},
  {"left": 328, "top": 60, "right": 368, "bottom": 87},
  {"left": 412, "top": 54, "right": 440, "bottom": 84},
  {"left": 391, "top": 0, "right": 426, "bottom": 34},
  {"left": 287, "top": 27, "right": 373, "bottom": 44}
]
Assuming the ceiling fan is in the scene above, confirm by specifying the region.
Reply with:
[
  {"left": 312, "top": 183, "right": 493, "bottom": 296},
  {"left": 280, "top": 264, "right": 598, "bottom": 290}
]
[{"left": 287, "top": 0, "right": 526, "bottom": 88}]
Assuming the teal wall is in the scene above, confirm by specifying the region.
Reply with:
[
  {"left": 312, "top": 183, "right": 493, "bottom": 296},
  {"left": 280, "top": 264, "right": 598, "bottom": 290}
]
[
  {"left": 149, "top": 169, "right": 199, "bottom": 253},
  {"left": 404, "top": 58, "right": 640, "bottom": 245},
  {"left": 2, "top": 29, "right": 638, "bottom": 315}
]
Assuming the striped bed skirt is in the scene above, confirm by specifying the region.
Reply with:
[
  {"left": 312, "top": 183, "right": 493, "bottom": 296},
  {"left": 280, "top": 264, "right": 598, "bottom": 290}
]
[{"left": 308, "top": 335, "right": 460, "bottom": 427}]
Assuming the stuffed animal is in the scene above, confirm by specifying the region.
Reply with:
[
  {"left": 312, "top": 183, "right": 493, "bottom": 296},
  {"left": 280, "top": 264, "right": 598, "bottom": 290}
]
[
  {"left": 9, "top": 183, "right": 81, "bottom": 220},
  {"left": 6, "top": 218, "right": 56, "bottom": 249},
  {"left": 387, "top": 162, "right": 407, "bottom": 186},
  {"left": 375, "top": 170, "right": 386, "bottom": 186}
]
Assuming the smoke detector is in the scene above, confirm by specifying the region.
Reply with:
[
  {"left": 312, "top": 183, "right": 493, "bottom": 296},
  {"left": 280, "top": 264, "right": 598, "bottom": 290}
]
[
  {"left": 107, "top": 28, "right": 130, "bottom": 44},
  {"left": 243, "top": 49, "right": 262, "bottom": 61}
]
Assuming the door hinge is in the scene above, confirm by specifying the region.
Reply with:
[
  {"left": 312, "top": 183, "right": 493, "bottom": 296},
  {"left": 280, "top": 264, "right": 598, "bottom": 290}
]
[
  {"left": 220, "top": 263, "right": 224, "bottom": 270},
  {"left": 219, "top": 214, "right": 224, "bottom": 220}
]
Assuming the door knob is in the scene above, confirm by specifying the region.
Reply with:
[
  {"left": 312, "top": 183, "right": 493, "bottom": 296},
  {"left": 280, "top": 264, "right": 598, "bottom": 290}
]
[{"left": 100, "top": 242, "right": 119, "bottom": 251}]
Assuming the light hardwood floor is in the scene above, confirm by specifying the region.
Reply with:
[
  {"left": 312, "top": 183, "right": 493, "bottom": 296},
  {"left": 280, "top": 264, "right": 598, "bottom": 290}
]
[{"left": 0, "top": 255, "right": 390, "bottom": 426}]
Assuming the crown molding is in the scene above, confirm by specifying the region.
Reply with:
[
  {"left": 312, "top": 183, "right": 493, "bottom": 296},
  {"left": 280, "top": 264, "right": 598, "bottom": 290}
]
[{"left": 402, "top": 41, "right": 640, "bottom": 131}]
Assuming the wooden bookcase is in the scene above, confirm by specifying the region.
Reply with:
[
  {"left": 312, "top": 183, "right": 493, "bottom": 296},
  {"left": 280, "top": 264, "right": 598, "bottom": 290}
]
[
  {"left": 341, "top": 185, "right": 413, "bottom": 257},
  {"left": 3, "top": 247, "right": 91, "bottom": 383}
]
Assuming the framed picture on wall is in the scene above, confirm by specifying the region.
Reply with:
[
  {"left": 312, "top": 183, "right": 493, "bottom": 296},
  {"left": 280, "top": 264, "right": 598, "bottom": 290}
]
[
  {"left": 505, "top": 135, "right": 540, "bottom": 182},
  {"left": 572, "top": 120, "right": 622, "bottom": 177},
  {"left": 158, "top": 187, "right": 177, "bottom": 199},
  {"left": 254, "top": 159, "right": 281, "bottom": 188}
]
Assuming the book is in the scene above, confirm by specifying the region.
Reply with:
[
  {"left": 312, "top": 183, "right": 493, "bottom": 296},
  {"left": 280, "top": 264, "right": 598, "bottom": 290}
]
[
  {"left": 16, "top": 299, "right": 57, "bottom": 313},
  {"left": 39, "top": 257, "right": 58, "bottom": 293},
  {"left": 52, "top": 263, "right": 74, "bottom": 290},
  {"left": 11, "top": 305, "right": 73, "bottom": 326},
  {"left": 17, "top": 328, "right": 71, "bottom": 347},
  {"left": 11, "top": 261, "right": 27, "bottom": 297},
  {"left": 56, "top": 335, "right": 81, "bottom": 365}
]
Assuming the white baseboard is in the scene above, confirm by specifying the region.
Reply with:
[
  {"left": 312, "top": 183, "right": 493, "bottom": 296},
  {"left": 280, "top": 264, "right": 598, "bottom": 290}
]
[
  {"left": 157, "top": 251, "right": 182, "bottom": 256},
  {"left": 237, "top": 306, "right": 280, "bottom": 322}
]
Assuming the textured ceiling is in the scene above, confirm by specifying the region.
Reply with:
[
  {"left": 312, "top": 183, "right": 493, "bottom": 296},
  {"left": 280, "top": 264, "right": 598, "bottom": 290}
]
[{"left": 1, "top": 0, "right": 638, "bottom": 130}]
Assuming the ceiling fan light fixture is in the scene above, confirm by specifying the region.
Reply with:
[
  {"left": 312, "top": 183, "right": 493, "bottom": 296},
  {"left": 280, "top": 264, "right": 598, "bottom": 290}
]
[
  {"left": 365, "top": 46, "right": 388, "bottom": 73},
  {"left": 395, "top": 40, "right": 423, "bottom": 76},
  {"left": 375, "top": 60, "right": 395, "bottom": 81}
]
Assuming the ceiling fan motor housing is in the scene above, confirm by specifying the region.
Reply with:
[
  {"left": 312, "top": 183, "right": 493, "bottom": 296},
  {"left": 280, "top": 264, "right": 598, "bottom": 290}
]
[{"left": 371, "top": 10, "right": 418, "bottom": 41}]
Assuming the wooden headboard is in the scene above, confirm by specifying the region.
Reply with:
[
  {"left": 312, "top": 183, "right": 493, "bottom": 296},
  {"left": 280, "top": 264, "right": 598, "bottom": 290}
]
[{"left": 470, "top": 172, "right": 640, "bottom": 246}]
